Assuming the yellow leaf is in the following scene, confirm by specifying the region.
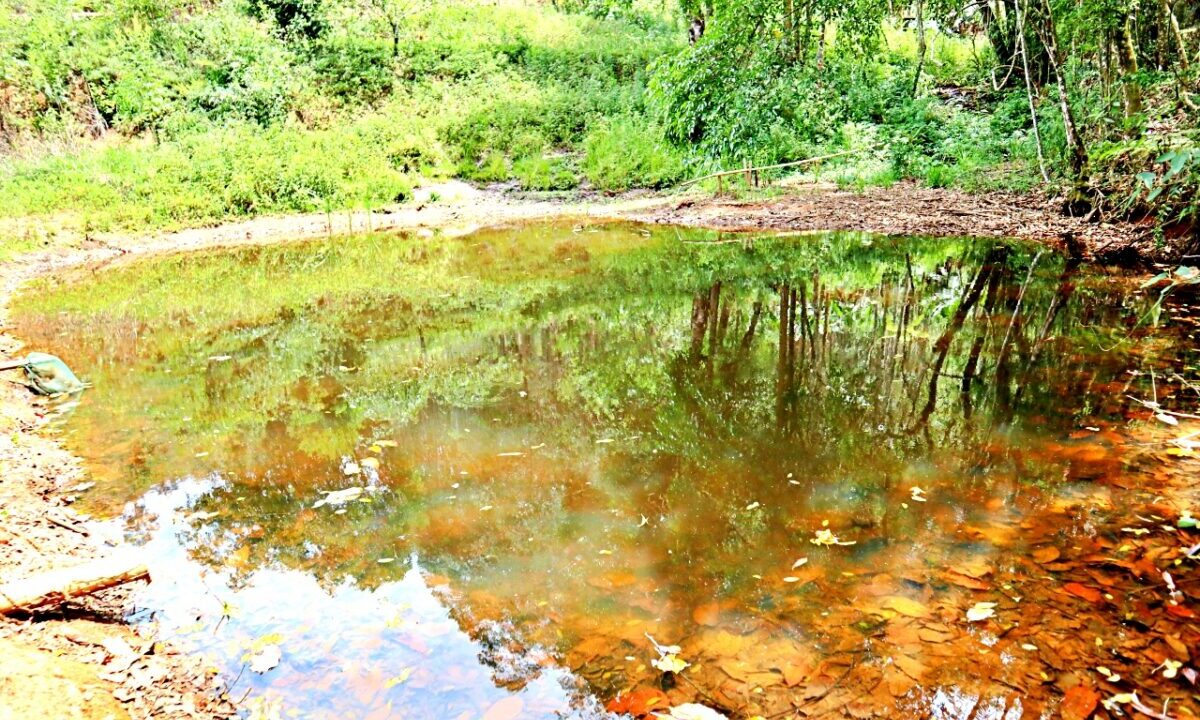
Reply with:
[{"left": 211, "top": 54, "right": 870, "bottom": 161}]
[
  {"left": 385, "top": 667, "right": 414, "bottom": 688},
  {"left": 883, "top": 596, "right": 931, "bottom": 618},
  {"left": 651, "top": 654, "right": 690, "bottom": 673}
]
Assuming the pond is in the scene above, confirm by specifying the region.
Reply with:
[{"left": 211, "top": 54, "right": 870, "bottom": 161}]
[{"left": 11, "top": 223, "right": 1200, "bottom": 719}]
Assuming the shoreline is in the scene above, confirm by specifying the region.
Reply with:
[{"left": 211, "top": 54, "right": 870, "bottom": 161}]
[{"left": 0, "top": 181, "right": 1154, "bottom": 718}]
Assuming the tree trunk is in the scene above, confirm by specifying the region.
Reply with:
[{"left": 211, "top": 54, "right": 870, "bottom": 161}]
[
  {"left": 1118, "top": 2, "right": 1144, "bottom": 116},
  {"left": 912, "top": 0, "right": 927, "bottom": 95},
  {"left": 1037, "top": 0, "right": 1089, "bottom": 179},
  {"left": 1161, "top": 0, "right": 1189, "bottom": 69},
  {"left": 1016, "top": 0, "right": 1049, "bottom": 181}
]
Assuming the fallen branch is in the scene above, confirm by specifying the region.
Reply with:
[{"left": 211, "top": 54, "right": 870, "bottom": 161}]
[
  {"left": 0, "top": 555, "right": 150, "bottom": 615},
  {"left": 679, "top": 151, "right": 856, "bottom": 188}
]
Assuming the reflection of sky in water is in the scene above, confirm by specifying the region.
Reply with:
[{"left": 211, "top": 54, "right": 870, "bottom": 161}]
[
  {"left": 19, "top": 226, "right": 1200, "bottom": 717},
  {"left": 127, "top": 478, "right": 606, "bottom": 719}
]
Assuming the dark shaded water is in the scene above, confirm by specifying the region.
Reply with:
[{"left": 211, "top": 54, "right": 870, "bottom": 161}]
[{"left": 11, "top": 224, "right": 1199, "bottom": 719}]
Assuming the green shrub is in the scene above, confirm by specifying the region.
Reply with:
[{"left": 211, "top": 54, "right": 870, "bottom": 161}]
[
  {"left": 582, "top": 117, "right": 684, "bottom": 190},
  {"left": 513, "top": 155, "right": 578, "bottom": 191}
]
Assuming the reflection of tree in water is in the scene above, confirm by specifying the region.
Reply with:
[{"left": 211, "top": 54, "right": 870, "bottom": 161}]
[
  {"left": 14, "top": 226, "right": 1193, "bottom": 717},
  {"left": 107, "top": 235, "right": 1174, "bottom": 593}
]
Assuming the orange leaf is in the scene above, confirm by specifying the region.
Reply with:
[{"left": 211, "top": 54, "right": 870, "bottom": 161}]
[
  {"left": 1063, "top": 582, "right": 1103, "bottom": 604},
  {"left": 606, "top": 688, "right": 669, "bottom": 718},
  {"left": 943, "top": 570, "right": 990, "bottom": 591},
  {"left": 1060, "top": 685, "right": 1100, "bottom": 720},
  {"left": 1032, "top": 546, "right": 1061, "bottom": 564},
  {"left": 692, "top": 601, "right": 721, "bottom": 627},
  {"left": 1166, "top": 604, "right": 1196, "bottom": 619}
]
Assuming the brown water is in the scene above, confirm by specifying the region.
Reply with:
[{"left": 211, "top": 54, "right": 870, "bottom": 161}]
[{"left": 11, "top": 224, "right": 1200, "bottom": 719}]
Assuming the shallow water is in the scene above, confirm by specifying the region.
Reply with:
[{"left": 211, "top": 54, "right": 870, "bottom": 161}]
[{"left": 11, "top": 223, "right": 1200, "bottom": 719}]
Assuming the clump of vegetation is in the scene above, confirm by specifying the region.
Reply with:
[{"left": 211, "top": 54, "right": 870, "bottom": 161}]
[
  {"left": 0, "top": 0, "right": 1197, "bottom": 248},
  {"left": 0, "top": 0, "right": 679, "bottom": 235}
]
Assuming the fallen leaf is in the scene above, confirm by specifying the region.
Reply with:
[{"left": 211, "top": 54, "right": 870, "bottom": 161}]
[
  {"left": 811, "top": 529, "right": 856, "bottom": 546},
  {"left": 607, "top": 688, "right": 668, "bottom": 718},
  {"left": 918, "top": 627, "right": 953, "bottom": 643},
  {"left": 1032, "top": 546, "right": 1061, "bottom": 564},
  {"left": 883, "top": 596, "right": 931, "bottom": 619},
  {"left": 1063, "top": 582, "right": 1103, "bottom": 604},
  {"left": 892, "top": 654, "right": 926, "bottom": 681},
  {"left": 384, "top": 667, "right": 413, "bottom": 688},
  {"left": 313, "top": 486, "right": 363, "bottom": 509},
  {"left": 656, "top": 704, "right": 728, "bottom": 720},
  {"left": 248, "top": 644, "right": 281, "bottom": 674},
  {"left": 692, "top": 602, "right": 720, "bottom": 627},
  {"left": 1060, "top": 685, "right": 1100, "bottom": 720},
  {"left": 651, "top": 654, "right": 689, "bottom": 674},
  {"left": 950, "top": 561, "right": 993, "bottom": 579},
  {"left": 942, "top": 570, "right": 990, "bottom": 591},
  {"left": 966, "top": 602, "right": 997, "bottom": 622},
  {"left": 792, "top": 557, "right": 809, "bottom": 569}
]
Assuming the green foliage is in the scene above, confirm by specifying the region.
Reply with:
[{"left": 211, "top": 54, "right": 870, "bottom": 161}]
[
  {"left": 0, "top": 1, "right": 679, "bottom": 236},
  {"left": 582, "top": 116, "right": 685, "bottom": 190},
  {"left": 1, "top": 0, "right": 1196, "bottom": 242},
  {"left": 514, "top": 155, "right": 579, "bottom": 191},
  {"left": 0, "top": 123, "right": 411, "bottom": 230},
  {"left": 247, "top": 0, "right": 328, "bottom": 41}
]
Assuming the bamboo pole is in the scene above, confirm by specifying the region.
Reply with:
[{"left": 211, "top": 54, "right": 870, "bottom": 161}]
[
  {"left": 679, "top": 150, "right": 855, "bottom": 188},
  {"left": 0, "top": 555, "right": 150, "bottom": 615}
]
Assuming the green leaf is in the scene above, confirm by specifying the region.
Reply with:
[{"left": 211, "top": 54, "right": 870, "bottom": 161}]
[
  {"left": 1167, "top": 153, "right": 1189, "bottom": 178},
  {"left": 1140, "top": 272, "right": 1168, "bottom": 288},
  {"left": 1136, "top": 171, "right": 1157, "bottom": 189}
]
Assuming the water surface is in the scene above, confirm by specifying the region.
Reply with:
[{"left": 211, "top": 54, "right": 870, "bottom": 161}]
[{"left": 12, "top": 223, "right": 1198, "bottom": 719}]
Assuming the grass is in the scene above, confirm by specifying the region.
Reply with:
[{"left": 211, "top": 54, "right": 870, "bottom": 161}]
[{"left": 0, "top": 1, "right": 682, "bottom": 241}]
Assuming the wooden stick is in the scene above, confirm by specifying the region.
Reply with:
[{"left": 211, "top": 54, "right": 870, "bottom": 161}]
[
  {"left": 0, "top": 358, "right": 27, "bottom": 372},
  {"left": 679, "top": 150, "right": 856, "bottom": 188},
  {"left": 0, "top": 555, "right": 150, "bottom": 615}
]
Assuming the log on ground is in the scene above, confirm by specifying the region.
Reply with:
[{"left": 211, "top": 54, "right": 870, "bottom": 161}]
[{"left": 0, "top": 555, "right": 150, "bottom": 615}]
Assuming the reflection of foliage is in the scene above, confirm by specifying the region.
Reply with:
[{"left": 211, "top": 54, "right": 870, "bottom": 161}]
[{"left": 11, "top": 223, "right": 1180, "bottom": 600}]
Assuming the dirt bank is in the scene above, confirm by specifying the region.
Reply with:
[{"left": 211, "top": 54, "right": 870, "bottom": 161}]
[
  {"left": 0, "top": 181, "right": 1154, "bottom": 719},
  {"left": 634, "top": 182, "right": 1157, "bottom": 262}
]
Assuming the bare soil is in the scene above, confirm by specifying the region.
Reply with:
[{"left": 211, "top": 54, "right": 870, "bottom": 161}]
[
  {"left": 0, "top": 181, "right": 1154, "bottom": 719},
  {"left": 635, "top": 182, "right": 1157, "bottom": 262}
]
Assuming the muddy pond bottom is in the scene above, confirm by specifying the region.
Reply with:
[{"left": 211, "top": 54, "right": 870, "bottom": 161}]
[{"left": 12, "top": 224, "right": 1200, "bottom": 719}]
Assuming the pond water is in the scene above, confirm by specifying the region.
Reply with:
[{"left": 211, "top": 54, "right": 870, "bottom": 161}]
[{"left": 11, "top": 223, "right": 1200, "bottom": 719}]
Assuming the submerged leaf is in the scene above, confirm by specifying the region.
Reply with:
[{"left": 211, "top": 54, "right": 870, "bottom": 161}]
[
  {"left": 1063, "top": 582, "right": 1103, "bottom": 604},
  {"left": 811, "top": 529, "right": 856, "bottom": 546},
  {"left": 313, "top": 486, "right": 363, "bottom": 509},
  {"left": 654, "top": 704, "right": 728, "bottom": 720},
  {"left": 248, "top": 644, "right": 281, "bottom": 674},
  {"left": 1060, "top": 686, "right": 1100, "bottom": 720},
  {"left": 883, "top": 596, "right": 931, "bottom": 619},
  {"left": 965, "top": 602, "right": 997, "bottom": 622},
  {"left": 651, "top": 654, "right": 690, "bottom": 674}
]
